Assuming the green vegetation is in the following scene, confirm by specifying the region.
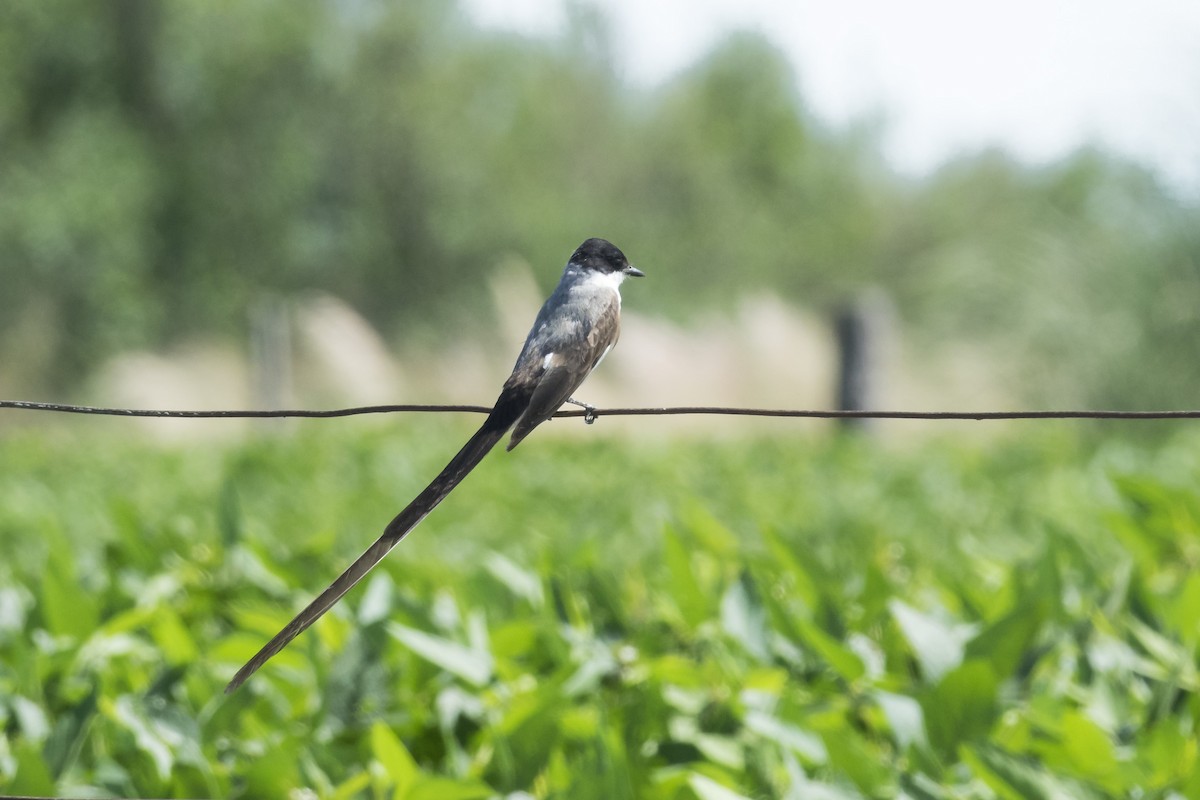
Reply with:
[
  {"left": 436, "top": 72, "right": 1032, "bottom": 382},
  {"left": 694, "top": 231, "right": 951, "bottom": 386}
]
[{"left": 2, "top": 422, "right": 1199, "bottom": 797}]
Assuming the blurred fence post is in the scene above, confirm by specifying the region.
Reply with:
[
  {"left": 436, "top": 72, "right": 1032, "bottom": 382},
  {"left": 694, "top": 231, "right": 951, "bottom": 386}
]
[
  {"left": 250, "top": 296, "right": 293, "bottom": 416},
  {"left": 834, "top": 289, "right": 893, "bottom": 434}
]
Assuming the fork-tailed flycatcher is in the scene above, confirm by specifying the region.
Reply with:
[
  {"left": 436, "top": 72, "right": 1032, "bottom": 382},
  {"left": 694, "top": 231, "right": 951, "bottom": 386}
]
[{"left": 226, "top": 237, "right": 643, "bottom": 692}]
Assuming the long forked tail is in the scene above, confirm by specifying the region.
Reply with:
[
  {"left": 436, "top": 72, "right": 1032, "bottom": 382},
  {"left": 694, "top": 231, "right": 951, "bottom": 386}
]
[{"left": 225, "top": 390, "right": 528, "bottom": 693}]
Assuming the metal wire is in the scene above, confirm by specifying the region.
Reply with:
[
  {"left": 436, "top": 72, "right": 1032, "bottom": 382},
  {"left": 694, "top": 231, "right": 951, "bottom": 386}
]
[{"left": 3, "top": 399, "right": 1198, "bottom": 421}]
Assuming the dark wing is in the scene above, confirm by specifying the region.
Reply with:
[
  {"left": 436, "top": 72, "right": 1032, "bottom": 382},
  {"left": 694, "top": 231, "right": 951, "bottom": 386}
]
[{"left": 506, "top": 295, "right": 621, "bottom": 450}]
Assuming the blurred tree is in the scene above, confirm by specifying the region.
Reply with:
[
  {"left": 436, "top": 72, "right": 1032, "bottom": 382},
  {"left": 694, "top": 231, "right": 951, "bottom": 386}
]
[
  {"left": 895, "top": 147, "right": 1200, "bottom": 410},
  {"left": 626, "top": 32, "right": 894, "bottom": 310}
]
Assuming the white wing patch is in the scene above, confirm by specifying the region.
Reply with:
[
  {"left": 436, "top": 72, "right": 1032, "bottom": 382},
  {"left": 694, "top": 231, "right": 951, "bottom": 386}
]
[
  {"left": 594, "top": 343, "right": 614, "bottom": 369},
  {"left": 542, "top": 352, "right": 556, "bottom": 370}
]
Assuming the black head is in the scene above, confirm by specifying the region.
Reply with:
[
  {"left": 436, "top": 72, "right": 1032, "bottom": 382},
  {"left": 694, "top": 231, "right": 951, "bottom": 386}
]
[{"left": 570, "top": 238, "right": 645, "bottom": 278}]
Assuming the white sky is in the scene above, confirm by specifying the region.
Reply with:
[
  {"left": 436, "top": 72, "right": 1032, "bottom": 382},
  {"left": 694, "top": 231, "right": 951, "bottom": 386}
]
[{"left": 464, "top": 0, "right": 1200, "bottom": 195}]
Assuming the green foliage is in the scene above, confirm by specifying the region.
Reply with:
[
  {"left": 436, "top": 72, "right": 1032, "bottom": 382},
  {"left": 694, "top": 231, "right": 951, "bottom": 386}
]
[{"left": 2, "top": 423, "right": 1200, "bottom": 797}]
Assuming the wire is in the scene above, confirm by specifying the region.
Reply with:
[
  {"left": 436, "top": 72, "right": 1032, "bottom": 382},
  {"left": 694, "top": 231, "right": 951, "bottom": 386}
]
[
  {"left": 2, "top": 399, "right": 1198, "bottom": 421},
  {"left": 0, "top": 400, "right": 490, "bottom": 418}
]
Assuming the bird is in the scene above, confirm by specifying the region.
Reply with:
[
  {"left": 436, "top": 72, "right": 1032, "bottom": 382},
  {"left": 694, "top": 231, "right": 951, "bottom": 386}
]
[{"left": 226, "top": 237, "right": 644, "bottom": 692}]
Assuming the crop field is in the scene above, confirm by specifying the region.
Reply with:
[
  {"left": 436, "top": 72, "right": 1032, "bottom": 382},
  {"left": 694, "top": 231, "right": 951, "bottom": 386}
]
[{"left": 1, "top": 420, "right": 1198, "bottom": 798}]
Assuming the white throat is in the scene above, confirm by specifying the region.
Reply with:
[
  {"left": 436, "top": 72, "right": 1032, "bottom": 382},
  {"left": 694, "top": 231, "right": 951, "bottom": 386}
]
[
  {"left": 581, "top": 268, "right": 626, "bottom": 291},
  {"left": 576, "top": 268, "right": 626, "bottom": 308}
]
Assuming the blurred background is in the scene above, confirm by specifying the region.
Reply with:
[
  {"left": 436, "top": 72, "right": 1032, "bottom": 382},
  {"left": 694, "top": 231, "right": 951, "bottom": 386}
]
[
  {"left": 2, "top": 0, "right": 1199, "bottom": 427},
  {"left": 5, "top": 5, "right": 1200, "bottom": 796}
]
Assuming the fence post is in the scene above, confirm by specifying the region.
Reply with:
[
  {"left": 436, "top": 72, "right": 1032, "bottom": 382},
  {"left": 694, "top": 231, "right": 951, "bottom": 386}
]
[{"left": 834, "top": 289, "right": 892, "bottom": 433}]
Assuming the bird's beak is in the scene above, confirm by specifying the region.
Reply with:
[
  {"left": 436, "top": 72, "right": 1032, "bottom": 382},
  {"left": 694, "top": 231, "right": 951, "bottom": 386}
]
[{"left": 623, "top": 265, "right": 645, "bottom": 278}]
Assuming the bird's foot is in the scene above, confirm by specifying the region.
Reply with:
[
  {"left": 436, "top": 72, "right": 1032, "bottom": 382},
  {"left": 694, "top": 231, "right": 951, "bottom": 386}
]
[{"left": 566, "top": 397, "right": 598, "bottom": 424}]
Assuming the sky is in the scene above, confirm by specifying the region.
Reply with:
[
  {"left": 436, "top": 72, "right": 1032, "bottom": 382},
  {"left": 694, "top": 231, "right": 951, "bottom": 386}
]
[{"left": 463, "top": 0, "right": 1200, "bottom": 195}]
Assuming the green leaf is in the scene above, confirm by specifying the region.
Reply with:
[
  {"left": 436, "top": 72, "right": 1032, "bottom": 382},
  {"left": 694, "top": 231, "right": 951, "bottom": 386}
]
[
  {"left": 107, "top": 696, "right": 174, "bottom": 782},
  {"left": 720, "top": 571, "right": 769, "bottom": 660},
  {"left": 922, "top": 660, "right": 999, "bottom": 756},
  {"left": 964, "top": 553, "right": 1056, "bottom": 678},
  {"left": 680, "top": 505, "right": 740, "bottom": 559},
  {"left": 150, "top": 609, "right": 199, "bottom": 665},
  {"left": 1126, "top": 616, "right": 1199, "bottom": 688},
  {"left": 8, "top": 738, "right": 56, "bottom": 796},
  {"left": 43, "top": 687, "right": 98, "bottom": 777},
  {"left": 687, "top": 772, "right": 753, "bottom": 800},
  {"left": 1135, "top": 716, "right": 1197, "bottom": 785},
  {"left": 40, "top": 543, "right": 98, "bottom": 640},
  {"left": 1057, "top": 711, "right": 1120, "bottom": 788},
  {"left": 331, "top": 771, "right": 372, "bottom": 800},
  {"left": 962, "top": 744, "right": 1102, "bottom": 800},
  {"left": 821, "top": 727, "right": 892, "bottom": 795},
  {"left": 1166, "top": 569, "right": 1200, "bottom": 641},
  {"left": 217, "top": 477, "right": 242, "bottom": 548},
  {"left": 743, "top": 709, "right": 827, "bottom": 763},
  {"left": 484, "top": 551, "right": 544, "bottom": 607},
  {"left": 692, "top": 734, "right": 745, "bottom": 771},
  {"left": 963, "top": 602, "right": 1045, "bottom": 680},
  {"left": 664, "top": 525, "right": 709, "bottom": 627},
  {"left": 488, "top": 618, "right": 541, "bottom": 660},
  {"left": 873, "top": 690, "right": 927, "bottom": 750},
  {"left": 760, "top": 527, "right": 818, "bottom": 611},
  {"left": 889, "top": 599, "right": 972, "bottom": 683},
  {"left": 487, "top": 682, "right": 565, "bottom": 787},
  {"left": 961, "top": 745, "right": 1052, "bottom": 800},
  {"left": 783, "top": 754, "right": 864, "bottom": 800},
  {"left": 0, "top": 586, "right": 27, "bottom": 632},
  {"left": 388, "top": 623, "right": 493, "bottom": 686},
  {"left": 370, "top": 721, "right": 419, "bottom": 797},
  {"left": 407, "top": 777, "right": 495, "bottom": 800},
  {"left": 358, "top": 572, "right": 396, "bottom": 625},
  {"left": 10, "top": 695, "right": 50, "bottom": 740},
  {"left": 793, "top": 617, "right": 865, "bottom": 682},
  {"left": 649, "top": 653, "right": 707, "bottom": 686}
]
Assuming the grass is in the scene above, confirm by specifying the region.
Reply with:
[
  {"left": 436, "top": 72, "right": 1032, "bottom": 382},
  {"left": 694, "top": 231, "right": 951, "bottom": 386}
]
[{"left": 1, "top": 418, "right": 1199, "bottom": 798}]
